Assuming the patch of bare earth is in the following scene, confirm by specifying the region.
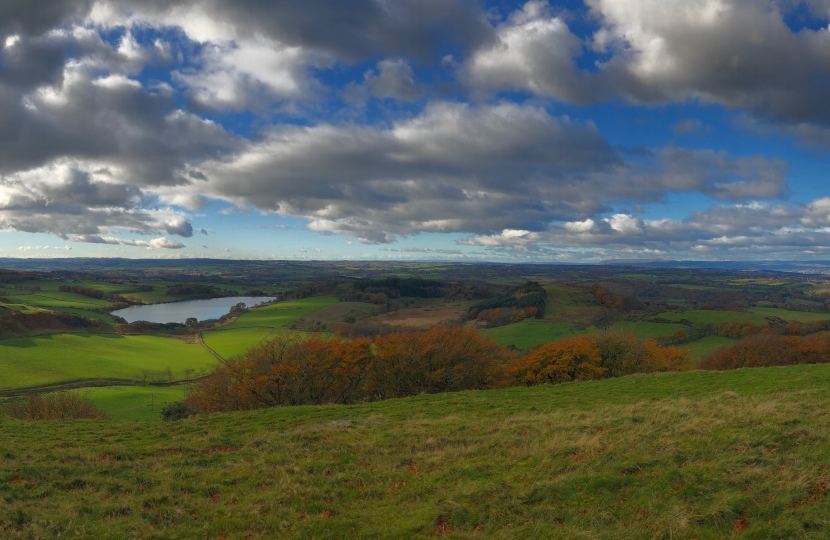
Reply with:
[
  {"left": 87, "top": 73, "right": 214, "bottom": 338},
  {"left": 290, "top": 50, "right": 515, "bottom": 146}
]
[{"left": 372, "top": 302, "right": 471, "bottom": 329}]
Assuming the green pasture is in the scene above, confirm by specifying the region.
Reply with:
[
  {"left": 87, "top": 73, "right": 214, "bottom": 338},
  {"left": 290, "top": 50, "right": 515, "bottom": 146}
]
[
  {"left": 611, "top": 320, "right": 684, "bottom": 339},
  {"left": 5, "top": 292, "right": 111, "bottom": 309},
  {"left": 0, "top": 334, "right": 217, "bottom": 390},
  {"left": 5, "top": 365, "right": 830, "bottom": 537},
  {"left": 667, "top": 283, "right": 727, "bottom": 291},
  {"left": 749, "top": 307, "right": 830, "bottom": 322},
  {"left": 683, "top": 335, "right": 736, "bottom": 361},
  {"left": 80, "top": 385, "right": 191, "bottom": 421},
  {"left": 297, "top": 301, "right": 378, "bottom": 324},
  {"left": 202, "top": 327, "right": 277, "bottom": 359},
  {"left": 224, "top": 297, "right": 339, "bottom": 330},
  {"left": 49, "top": 308, "right": 114, "bottom": 322},
  {"left": 482, "top": 320, "right": 583, "bottom": 349},
  {"left": 653, "top": 309, "right": 771, "bottom": 325}
]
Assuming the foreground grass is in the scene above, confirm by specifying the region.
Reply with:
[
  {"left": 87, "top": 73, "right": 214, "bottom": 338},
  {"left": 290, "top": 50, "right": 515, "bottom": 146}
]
[
  {"left": 0, "top": 334, "right": 217, "bottom": 390},
  {"left": 4, "top": 366, "right": 830, "bottom": 538}
]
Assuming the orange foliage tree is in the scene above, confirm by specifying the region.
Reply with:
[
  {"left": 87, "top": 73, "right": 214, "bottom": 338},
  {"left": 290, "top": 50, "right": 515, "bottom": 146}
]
[
  {"left": 187, "top": 334, "right": 374, "bottom": 412},
  {"left": 508, "top": 336, "right": 605, "bottom": 386},
  {"left": 594, "top": 333, "right": 691, "bottom": 377},
  {"left": 370, "top": 327, "right": 511, "bottom": 399},
  {"left": 188, "top": 328, "right": 691, "bottom": 414}
]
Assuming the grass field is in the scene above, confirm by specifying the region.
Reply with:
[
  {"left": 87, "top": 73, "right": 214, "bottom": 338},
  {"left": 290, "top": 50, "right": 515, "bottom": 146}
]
[
  {"left": 612, "top": 321, "right": 685, "bottom": 339},
  {"left": 224, "top": 297, "right": 339, "bottom": 330},
  {"left": 4, "top": 365, "right": 830, "bottom": 537},
  {"left": 482, "top": 320, "right": 583, "bottom": 349},
  {"left": 683, "top": 335, "right": 736, "bottom": 361},
  {"left": 198, "top": 297, "right": 339, "bottom": 358},
  {"left": 80, "top": 385, "right": 191, "bottom": 421},
  {"left": 202, "top": 327, "right": 277, "bottom": 359},
  {"left": 0, "top": 334, "right": 217, "bottom": 390},
  {"left": 749, "top": 307, "right": 830, "bottom": 322},
  {"left": 654, "top": 309, "right": 771, "bottom": 325},
  {"left": 4, "top": 292, "right": 111, "bottom": 309}
]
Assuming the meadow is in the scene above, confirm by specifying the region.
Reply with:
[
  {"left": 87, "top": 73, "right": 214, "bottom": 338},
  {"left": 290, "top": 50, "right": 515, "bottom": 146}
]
[
  {"left": 0, "top": 334, "right": 216, "bottom": 391},
  {"left": 82, "top": 385, "right": 191, "bottom": 421},
  {"left": 4, "top": 365, "right": 830, "bottom": 538},
  {"left": 481, "top": 320, "right": 583, "bottom": 349},
  {"left": 222, "top": 297, "right": 339, "bottom": 330},
  {"left": 201, "top": 297, "right": 340, "bottom": 359},
  {"left": 202, "top": 327, "right": 278, "bottom": 359}
]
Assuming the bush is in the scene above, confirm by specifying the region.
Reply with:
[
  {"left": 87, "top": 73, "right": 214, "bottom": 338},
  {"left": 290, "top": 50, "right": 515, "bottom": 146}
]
[
  {"left": 4, "top": 393, "right": 108, "bottom": 420},
  {"left": 160, "top": 401, "right": 198, "bottom": 421}
]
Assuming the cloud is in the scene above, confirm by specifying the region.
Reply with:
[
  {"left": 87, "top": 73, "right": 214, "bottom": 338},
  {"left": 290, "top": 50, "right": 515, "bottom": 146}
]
[
  {"left": 191, "top": 101, "right": 788, "bottom": 243},
  {"left": 149, "top": 237, "right": 186, "bottom": 249},
  {"left": 462, "top": 198, "right": 830, "bottom": 259},
  {"left": 672, "top": 119, "right": 711, "bottom": 136},
  {"left": 465, "top": 1, "right": 598, "bottom": 103},
  {"left": 464, "top": 0, "right": 830, "bottom": 132},
  {"left": 68, "top": 233, "right": 185, "bottom": 249},
  {"left": 93, "top": 0, "right": 493, "bottom": 63},
  {"left": 366, "top": 59, "right": 422, "bottom": 101}
]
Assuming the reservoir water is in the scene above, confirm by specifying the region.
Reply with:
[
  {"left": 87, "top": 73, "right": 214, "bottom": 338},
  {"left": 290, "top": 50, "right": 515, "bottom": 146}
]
[{"left": 111, "top": 296, "right": 275, "bottom": 324}]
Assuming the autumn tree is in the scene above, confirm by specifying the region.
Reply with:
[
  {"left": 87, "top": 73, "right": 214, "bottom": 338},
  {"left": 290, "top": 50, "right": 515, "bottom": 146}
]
[
  {"left": 508, "top": 336, "right": 605, "bottom": 386},
  {"left": 370, "top": 327, "right": 511, "bottom": 399}
]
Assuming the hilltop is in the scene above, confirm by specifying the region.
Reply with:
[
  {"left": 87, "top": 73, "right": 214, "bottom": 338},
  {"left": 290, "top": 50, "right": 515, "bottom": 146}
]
[{"left": 4, "top": 365, "right": 830, "bottom": 538}]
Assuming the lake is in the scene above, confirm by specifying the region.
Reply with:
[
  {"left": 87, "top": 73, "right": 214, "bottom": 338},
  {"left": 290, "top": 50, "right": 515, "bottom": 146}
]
[{"left": 112, "top": 296, "right": 275, "bottom": 324}]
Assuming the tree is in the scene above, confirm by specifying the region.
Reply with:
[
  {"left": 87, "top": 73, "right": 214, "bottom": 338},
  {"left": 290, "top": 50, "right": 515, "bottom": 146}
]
[{"left": 508, "top": 336, "right": 605, "bottom": 386}]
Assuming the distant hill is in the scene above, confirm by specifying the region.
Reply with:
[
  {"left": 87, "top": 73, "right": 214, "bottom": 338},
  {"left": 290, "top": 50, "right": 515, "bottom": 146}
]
[{"left": 602, "top": 259, "right": 830, "bottom": 272}]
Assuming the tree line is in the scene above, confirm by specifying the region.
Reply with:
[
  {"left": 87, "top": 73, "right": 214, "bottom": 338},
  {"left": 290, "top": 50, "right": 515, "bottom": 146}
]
[{"left": 185, "top": 328, "right": 691, "bottom": 413}]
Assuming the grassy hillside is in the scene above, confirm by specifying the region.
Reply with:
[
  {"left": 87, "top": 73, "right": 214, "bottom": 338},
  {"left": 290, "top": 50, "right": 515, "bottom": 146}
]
[
  {"left": 4, "top": 365, "right": 830, "bottom": 538},
  {"left": 222, "top": 297, "right": 339, "bottom": 330},
  {"left": 201, "top": 297, "right": 339, "bottom": 359},
  {"left": 202, "top": 327, "right": 278, "bottom": 359},
  {"left": 0, "top": 334, "right": 217, "bottom": 390}
]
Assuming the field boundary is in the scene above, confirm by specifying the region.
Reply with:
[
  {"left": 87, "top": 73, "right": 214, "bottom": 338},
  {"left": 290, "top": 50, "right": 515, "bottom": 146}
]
[{"left": 0, "top": 376, "right": 205, "bottom": 398}]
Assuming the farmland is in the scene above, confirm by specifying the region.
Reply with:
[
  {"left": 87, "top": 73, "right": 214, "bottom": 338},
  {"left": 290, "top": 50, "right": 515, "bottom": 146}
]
[
  {"left": 3, "top": 259, "right": 830, "bottom": 414},
  {"left": 4, "top": 364, "right": 830, "bottom": 537},
  {"left": 0, "top": 334, "right": 216, "bottom": 390}
]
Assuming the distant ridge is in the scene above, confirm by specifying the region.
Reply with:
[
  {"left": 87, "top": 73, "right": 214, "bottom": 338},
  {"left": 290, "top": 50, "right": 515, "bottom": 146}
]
[{"left": 602, "top": 259, "right": 830, "bottom": 272}]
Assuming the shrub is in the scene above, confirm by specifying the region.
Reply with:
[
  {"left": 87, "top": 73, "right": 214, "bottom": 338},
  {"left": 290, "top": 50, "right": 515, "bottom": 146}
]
[
  {"left": 4, "top": 393, "right": 108, "bottom": 420},
  {"left": 160, "top": 401, "right": 198, "bottom": 421}
]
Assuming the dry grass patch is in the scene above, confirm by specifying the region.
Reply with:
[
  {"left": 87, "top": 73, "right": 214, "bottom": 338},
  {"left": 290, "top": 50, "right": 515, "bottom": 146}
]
[{"left": 372, "top": 301, "right": 471, "bottom": 328}]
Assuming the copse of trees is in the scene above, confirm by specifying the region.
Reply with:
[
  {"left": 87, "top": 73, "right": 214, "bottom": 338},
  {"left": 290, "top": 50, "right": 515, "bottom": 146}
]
[
  {"left": 467, "top": 281, "right": 547, "bottom": 326},
  {"left": 702, "top": 333, "right": 830, "bottom": 370},
  {"left": 185, "top": 328, "right": 690, "bottom": 414}
]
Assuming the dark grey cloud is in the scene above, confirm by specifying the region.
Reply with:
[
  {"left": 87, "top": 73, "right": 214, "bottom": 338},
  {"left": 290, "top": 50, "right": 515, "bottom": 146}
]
[
  {"left": 0, "top": 0, "right": 93, "bottom": 36},
  {"left": 94, "top": 0, "right": 493, "bottom": 63}
]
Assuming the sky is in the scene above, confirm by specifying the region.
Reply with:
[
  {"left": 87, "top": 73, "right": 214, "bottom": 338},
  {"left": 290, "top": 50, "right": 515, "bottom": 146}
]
[{"left": 4, "top": 0, "right": 830, "bottom": 262}]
